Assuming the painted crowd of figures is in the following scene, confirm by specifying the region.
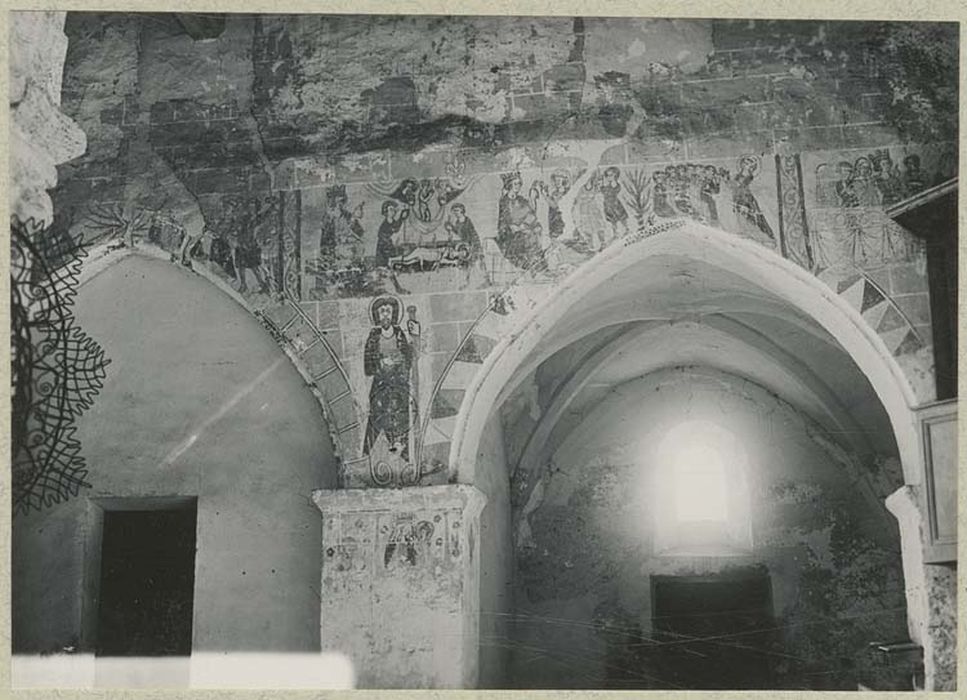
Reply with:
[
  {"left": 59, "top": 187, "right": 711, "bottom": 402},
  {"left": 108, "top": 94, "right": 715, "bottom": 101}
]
[
  {"left": 496, "top": 165, "right": 640, "bottom": 266},
  {"left": 494, "top": 155, "right": 776, "bottom": 272},
  {"left": 799, "top": 148, "right": 955, "bottom": 268},
  {"left": 650, "top": 156, "right": 774, "bottom": 240},
  {"left": 93, "top": 152, "right": 783, "bottom": 303},
  {"left": 814, "top": 149, "right": 953, "bottom": 209},
  {"left": 138, "top": 193, "right": 283, "bottom": 296},
  {"left": 206, "top": 195, "right": 279, "bottom": 294}
]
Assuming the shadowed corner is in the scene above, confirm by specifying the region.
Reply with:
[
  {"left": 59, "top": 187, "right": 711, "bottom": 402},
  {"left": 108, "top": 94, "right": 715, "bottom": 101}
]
[{"left": 11, "top": 652, "right": 356, "bottom": 689}]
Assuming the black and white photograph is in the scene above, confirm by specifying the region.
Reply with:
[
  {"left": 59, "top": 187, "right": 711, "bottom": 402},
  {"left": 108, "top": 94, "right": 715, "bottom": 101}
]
[{"left": 7, "top": 6, "right": 960, "bottom": 692}]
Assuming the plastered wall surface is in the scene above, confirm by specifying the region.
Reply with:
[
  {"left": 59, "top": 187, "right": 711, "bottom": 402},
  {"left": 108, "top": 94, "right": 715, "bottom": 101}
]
[
  {"left": 13, "top": 254, "right": 338, "bottom": 654},
  {"left": 473, "top": 412, "right": 513, "bottom": 687}
]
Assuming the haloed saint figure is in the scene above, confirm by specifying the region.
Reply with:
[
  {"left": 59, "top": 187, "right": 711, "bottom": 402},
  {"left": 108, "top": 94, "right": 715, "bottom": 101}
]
[{"left": 363, "top": 296, "right": 413, "bottom": 460}]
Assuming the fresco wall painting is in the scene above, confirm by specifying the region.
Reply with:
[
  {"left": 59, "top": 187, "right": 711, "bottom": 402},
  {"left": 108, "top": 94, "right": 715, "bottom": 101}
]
[{"left": 79, "top": 139, "right": 949, "bottom": 487}]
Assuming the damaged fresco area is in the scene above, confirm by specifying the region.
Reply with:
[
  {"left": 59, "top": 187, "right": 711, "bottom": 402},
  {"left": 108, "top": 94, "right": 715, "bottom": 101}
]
[
  {"left": 315, "top": 486, "right": 483, "bottom": 687},
  {"left": 504, "top": 370, "right": 909, "bottom": 690}
]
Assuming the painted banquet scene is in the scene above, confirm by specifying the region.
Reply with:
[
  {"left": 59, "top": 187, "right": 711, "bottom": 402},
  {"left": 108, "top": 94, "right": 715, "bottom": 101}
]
[{"left": 9, "top": 10, "right": 959, "bottom": 691}]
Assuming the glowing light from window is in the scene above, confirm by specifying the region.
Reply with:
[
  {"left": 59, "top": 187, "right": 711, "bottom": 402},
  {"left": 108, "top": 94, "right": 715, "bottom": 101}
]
[
  {"left": 655, "top": 420, "right": 733, "bottom": 525},
  {"left": 671, "top": 443, "right": 728, "bottom": 522},
  {"left": 651, "top": 419, "right": 751, "bottom": 555}
]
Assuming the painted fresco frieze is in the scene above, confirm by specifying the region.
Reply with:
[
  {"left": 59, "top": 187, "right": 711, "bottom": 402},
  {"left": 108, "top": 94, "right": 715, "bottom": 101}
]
[
  {"left": 64, "top": 138, "right": 950, "bottom": 489},
  {"left": 283, "top": 147, "right": 791, "bottom": 304}
]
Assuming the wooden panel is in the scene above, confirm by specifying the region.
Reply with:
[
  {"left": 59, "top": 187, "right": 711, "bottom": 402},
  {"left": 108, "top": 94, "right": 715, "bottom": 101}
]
[{"left": 919, "top": 399, "right": 958, "bottom": 563}]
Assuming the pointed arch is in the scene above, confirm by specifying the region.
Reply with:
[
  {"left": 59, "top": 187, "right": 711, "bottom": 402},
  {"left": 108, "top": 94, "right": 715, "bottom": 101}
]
[
  {"left": 450, "top": 220, "right": 924, "bottom": 486},
  {"left": 77, "top": 242, "right": 364, "bottom": 477}
]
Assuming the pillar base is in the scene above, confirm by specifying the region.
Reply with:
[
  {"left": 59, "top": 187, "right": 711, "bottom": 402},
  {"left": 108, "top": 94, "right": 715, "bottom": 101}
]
[{"left": 312, "top": 484, "right": 485, "bottom": 689}]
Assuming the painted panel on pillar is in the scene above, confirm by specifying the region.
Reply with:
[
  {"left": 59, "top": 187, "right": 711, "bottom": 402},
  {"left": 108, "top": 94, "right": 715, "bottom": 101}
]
[{"left": 318, "top": 493, "right": 481, "bottom": 688}]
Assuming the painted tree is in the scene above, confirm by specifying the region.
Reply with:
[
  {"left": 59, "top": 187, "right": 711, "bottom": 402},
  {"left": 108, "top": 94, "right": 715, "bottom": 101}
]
[{"left": 622, "top": 167, "right": 654, "bottom": 234}]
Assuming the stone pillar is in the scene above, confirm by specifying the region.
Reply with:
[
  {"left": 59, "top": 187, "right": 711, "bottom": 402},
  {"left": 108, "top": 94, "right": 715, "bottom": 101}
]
[
  {"left": 885, "top": 485, "right": 957, "bottom": 690},
  {"left": 312, "top": 485, "right": 485, "bottom": 689}
]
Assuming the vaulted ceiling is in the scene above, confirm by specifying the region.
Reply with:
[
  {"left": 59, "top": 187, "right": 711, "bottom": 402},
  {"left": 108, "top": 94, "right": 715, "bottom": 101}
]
[{"left": 499, "top": 249, "right": 899, "bottom": 479}]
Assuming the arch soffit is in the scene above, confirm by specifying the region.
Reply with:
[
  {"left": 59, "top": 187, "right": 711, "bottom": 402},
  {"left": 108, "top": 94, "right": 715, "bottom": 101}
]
[{"left": 495, "top": 293, "right": 844, "bottom": 409}]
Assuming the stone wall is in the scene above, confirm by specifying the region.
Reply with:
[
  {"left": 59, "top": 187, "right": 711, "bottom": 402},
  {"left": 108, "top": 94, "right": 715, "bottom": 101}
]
[
  {"left": 9, "top": 11, "right": 87, "bottom": 227},
  {"left": 52, "top": 15, "right": 955, "bottom": 488},
  {"left": 925, "top": 563, "right": 957, "bottom": 690}
]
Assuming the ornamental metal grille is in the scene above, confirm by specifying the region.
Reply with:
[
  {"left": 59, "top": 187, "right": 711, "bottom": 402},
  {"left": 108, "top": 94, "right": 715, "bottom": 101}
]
[{"left": 10, "top": 218, "right": 110, "bottom": 514}]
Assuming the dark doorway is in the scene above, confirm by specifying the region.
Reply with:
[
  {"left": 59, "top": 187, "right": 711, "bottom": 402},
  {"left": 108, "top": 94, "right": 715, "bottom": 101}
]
[
  {"left": 651, "top": 570, "right": 777, "bottom": 689},
  {"left": 96, "top": 504, "right": 198, "bottom": 656}
]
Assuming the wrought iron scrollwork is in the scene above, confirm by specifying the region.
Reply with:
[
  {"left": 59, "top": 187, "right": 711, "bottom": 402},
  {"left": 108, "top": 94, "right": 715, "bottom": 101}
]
[{"left": 10, "top": 217, "right": 110, "bottom": 514}]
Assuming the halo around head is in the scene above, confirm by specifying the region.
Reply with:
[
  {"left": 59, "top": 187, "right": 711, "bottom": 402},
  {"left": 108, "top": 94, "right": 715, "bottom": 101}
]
[{"left": 370, "top": 294, "right": 403, "bottom": 326}]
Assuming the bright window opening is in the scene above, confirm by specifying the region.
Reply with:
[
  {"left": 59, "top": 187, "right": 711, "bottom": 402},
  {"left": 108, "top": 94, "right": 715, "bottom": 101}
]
[
  {"left": 672, "top": 443, "right": 728, "bottom": 523},
  {"left": 652, "top": 419, "right": 753, "bottom": 556}
]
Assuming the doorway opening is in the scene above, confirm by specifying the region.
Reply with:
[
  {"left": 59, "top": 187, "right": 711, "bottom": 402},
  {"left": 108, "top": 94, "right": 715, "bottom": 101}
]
[
  {"left": 96, "top": 500, "right": 198, "bottom": 657},
  {"left": 651, "top": 570, "right": 776, "bottom": 689}
]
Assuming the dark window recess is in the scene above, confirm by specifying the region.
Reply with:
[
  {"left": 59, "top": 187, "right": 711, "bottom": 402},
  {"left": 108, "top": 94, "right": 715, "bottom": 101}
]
[
  {"left": 887, "top": 180, "right": 958, "bottom": 400},
  {"left": 651, "top": 570, "right": 777, "bottom": 689},
  {"left": 96, "top": 507, "right": 197, "bottom": 656},
  {"left": 924, "top": 228, "right": 958, "bottom": 399}
]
